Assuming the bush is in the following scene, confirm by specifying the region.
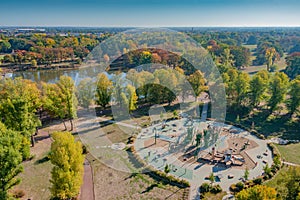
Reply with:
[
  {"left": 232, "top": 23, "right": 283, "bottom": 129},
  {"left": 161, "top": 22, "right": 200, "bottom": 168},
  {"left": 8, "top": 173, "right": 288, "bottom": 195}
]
[
  {"left": 236, "top": 182, "right": 245, "bottom": 191},
  {"left": 211, "top": 184, "right": 222, "bottom": 194},
  {"left": 253, "top": 177, "right": 263, "bottom": 185},
  {"left": 82, "top": 145, "right": 89, "bottom": 154},
  {"left": 200, "top": 182, "right": 211, "bottom": 193},
  {"left": 270, "top": 65, "right": 279, "bottom": 72}
]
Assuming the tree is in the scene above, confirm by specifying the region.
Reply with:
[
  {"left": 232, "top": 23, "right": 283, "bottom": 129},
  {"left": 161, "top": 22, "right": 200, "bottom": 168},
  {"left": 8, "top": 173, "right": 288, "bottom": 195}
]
[
  {"left": 0, "top": 78, "right": 41, "bottom": 159},
  {"left": 287, "top": 77, "right": 300, "bottom": 115},
  {"left": 0, "top": 123, "right": 23, "bottom": 199},
  {"left": 236, "top": 185, "right": 277, "bottom": 200},
  {"left": 234, "top": 72, "right": 250, "bottom": 108},
  {"left": 49, "top": 132, "right": 84, "bottom": 199},
  {"left": 96, "top": 73, "right": 112, "bottom": 108},
  {"left": 249, "top": 70, "right": 269, "bottom": 108},
  {"left": 164, "top": 164, "right": 170, "bottom": 174},
  {"left": 265, "top": 47, "right": 279, "bottom": 72},
  {"left": 230, "top": 46, "right": 251, "bottom": 69},
  {"left": 244, "top": 168, "right": 249, "bottom": 181},
  {"left": 285, "top": 53, "right": 300, "bottom": 79},
  {"left": 268, "top": 72, "right": 289, "bottom": 112},
  {"left": 31, "top": 59, "right": 37, "bottom": 67},
  {"left": 77, "top": 78, "right": 95, "bottom": 109},
  {"left": 42, "top": 76, "right": 77, "bottom": 131},
  {"left": 286, "top": 166, "right": 300, "bottom": 200},
  {"left": 188, "top": 70, "right": 207, "bottom": 101},
  {"left": 126, "top": 84, "right": 138, "bottom": 113},
  {"left": 222, "top": 48, "right": 234, "bottom": 67},
  {"left": 208, "top": 172, "right": 215, "bottom": 185}
]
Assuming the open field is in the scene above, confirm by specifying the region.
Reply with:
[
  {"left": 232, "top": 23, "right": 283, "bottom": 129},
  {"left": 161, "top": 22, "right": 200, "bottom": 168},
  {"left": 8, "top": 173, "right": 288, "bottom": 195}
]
[
  {"left": 274, "top": 143, "right": 300, "bottom": 165},
  {"left": 91, "top": 157, "right": 188, "bottom": 200},
  {"left": 13, "top": 130, "right": 53, "bottom": 200}
]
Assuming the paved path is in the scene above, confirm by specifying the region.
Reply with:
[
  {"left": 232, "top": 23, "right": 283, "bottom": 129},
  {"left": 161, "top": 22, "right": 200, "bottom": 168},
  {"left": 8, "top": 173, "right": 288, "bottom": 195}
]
[
  {"left": 80, "top": 159, "right": 95, "bottom": 200},
  {"left": 283, "top": 161, "right": 300, "bottom": 167}
]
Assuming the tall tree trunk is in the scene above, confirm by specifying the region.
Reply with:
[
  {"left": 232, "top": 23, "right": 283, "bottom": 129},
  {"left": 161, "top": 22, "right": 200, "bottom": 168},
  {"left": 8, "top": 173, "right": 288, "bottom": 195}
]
[
  {"left": 70, "top": 119, "right": 73, "bottom": 131},
  {"left": 31, "top": 134, "right": 35, "bottom": 147},
  {"left": 63, "top": 120, "right": 67, "bottom": 131}
]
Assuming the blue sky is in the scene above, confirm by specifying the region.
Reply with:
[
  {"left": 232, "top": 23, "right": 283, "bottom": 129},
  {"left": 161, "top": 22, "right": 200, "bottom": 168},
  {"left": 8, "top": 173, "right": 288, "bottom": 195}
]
[{"left": 1, "top": 0, "right": 300, "bottom": 27}]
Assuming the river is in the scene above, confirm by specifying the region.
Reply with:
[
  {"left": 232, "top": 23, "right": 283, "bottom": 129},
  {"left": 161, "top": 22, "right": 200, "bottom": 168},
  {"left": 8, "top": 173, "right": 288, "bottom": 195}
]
[{"left": 11, "top": 66, "right": 110, "bottom": 85}]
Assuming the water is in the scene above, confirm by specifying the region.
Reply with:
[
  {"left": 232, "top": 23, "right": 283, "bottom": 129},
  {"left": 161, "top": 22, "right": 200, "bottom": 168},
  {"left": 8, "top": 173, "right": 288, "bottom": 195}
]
[{"left": 11, "top": 66, "right": 113, "bottom": 85}]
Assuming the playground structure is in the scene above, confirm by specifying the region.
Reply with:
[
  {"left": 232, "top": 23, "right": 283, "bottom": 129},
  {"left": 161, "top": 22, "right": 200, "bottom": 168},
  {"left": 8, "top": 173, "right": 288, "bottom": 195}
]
[{"left": 135, "top": 113, "right": 262, "bottom": 173}]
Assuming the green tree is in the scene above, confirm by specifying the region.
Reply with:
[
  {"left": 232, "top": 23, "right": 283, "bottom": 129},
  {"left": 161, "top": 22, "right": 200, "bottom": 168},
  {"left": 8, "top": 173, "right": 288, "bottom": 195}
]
[
  {"left": 49, "top": 132, "right": 84, "bottom": 199},
  {"left": 285, "top": 53, "right": 300, "bottom": 79},
  {"left": 236, "top": 185, "right": 277, "bottom": 200},
  {"left": 0, "top": 123, "right": 23, "bottom": 199},
  {"left": 77, "top": 78, "right": 95, "bottom": 109},
  {"left": 96, "top": 73, "right": 112, "bottom": 108},
  {"left": 268, "top": 72, "right": 289, "bottom": 112},
  {"left": 42, "top": 76, "right": 77, "bottom": 131},
  {"left": 287, "top": 77, "right": 300, "bottom": 115},
  {"left": 230, "top": 46, "right": 251, "bottom": 69},
  {"left": 188, "top": 70, "right": 207, "bottom": 101},
  {"left": 222, "top": 48, "right": 234, "bottom": 67},
  {"left": 0, "top": 78, "right": 41, "bottom": 159},
  {"left": 244, "top": 168, "right": 249, "bottom": 181},
  {"left": 164, "top": 164, "right": 170, "bottom": 174},
  {"left": 208, "top": 172, "right": 215, "bottom": 185},
  {"left": 234, "top": 72, "right": 250, "bottom": 108},
  {"left": 57, "top": 76, "right": 77, "bottom": 131},
  {"left": 249, "top": 70, "right": 269, "bottom": 108}
]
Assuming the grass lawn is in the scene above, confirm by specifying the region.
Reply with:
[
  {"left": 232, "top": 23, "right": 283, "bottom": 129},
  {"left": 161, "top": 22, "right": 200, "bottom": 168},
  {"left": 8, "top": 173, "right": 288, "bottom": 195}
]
[
  {"left": 91, "top": 158, "right": 188, "bottom": 200},
  {"left": 202, "top": 191, "right": 227, "bottom": 200},
  {"left": 13, "top": 131, "right": 53, "bottom": 200},
  {"left": 274, "top": 143, "right": 300, "bottom": 165}
]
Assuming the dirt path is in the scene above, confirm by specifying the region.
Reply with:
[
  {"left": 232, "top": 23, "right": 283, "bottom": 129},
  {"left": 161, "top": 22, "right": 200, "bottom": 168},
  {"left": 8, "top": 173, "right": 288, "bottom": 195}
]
[{"left": 80, "top": 159, "right": 95, "bottom": 200}]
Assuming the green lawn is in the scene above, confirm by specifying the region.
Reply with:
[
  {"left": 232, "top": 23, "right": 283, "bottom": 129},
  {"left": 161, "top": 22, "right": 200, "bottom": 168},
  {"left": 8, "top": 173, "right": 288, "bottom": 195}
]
[{"left": 274, "top": 143, "right": 300, "bottom": 165}]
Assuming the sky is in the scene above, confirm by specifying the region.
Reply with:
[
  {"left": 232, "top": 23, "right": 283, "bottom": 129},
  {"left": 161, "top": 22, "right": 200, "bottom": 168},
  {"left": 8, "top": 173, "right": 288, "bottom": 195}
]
[{"left": 1, "top": 0, "right": 300, "bottom": 27}]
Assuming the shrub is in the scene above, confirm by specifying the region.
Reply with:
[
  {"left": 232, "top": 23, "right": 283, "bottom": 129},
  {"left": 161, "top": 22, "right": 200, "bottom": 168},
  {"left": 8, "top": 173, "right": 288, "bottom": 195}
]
[
  {"left": 82, "top": 145, "right": 89, "bottom": 154},
  {"left": 236, "top": 182, "right": 245, "bottom": 191},
  {"left": 211, "top": 184, "right": 222, "bottom": 194},
  {"left": 253, "top": 177, "right": 263, "bottom": 185},
  {"left": 200, "top": 182, "right": 211, "bottom": 193}
]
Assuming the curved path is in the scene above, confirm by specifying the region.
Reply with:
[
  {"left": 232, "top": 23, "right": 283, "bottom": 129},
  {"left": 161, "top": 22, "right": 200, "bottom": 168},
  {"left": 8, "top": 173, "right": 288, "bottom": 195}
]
[{"left": 80, "top": 159, "right": 95, "bottom": 200}]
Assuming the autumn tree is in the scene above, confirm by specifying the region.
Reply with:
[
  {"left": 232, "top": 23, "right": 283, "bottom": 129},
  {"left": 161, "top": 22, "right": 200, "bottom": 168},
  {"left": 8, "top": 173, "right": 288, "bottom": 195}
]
[
  {"left": 126, "top": 84, "right": 138, "bottom": 113},
  {"left": 0, "top": 123, "right": 23, "bottom": 199},
  {"left": 96, "top": 73, "right": 112, "bottom": 108},
  {"left": 49, "top": 132, "right": 84, "bottom": 199},
  {"left": 236, "top": 185, "right": 277, "bottom": 200},
  {"left": 265, "top": 47, "right": 279, "bottom": 72}
]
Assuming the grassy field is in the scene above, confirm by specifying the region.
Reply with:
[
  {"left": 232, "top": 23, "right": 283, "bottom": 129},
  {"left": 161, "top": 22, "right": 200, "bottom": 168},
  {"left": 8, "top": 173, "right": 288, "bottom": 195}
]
[
  {"left": 202, "top": 191, "right": 227, "bottom": 200},
  {"left": 274, "top": 143, "right": 300, "bottom": 165},
  {"left": 91, "top": 158, "right": 188, "bottom": 200}
]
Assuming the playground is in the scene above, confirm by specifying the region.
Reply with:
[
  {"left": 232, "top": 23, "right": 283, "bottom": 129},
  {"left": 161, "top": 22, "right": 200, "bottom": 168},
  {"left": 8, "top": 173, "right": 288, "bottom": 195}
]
[{"left": 134, "top": 115, "right": 273, "bottom": 191}]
